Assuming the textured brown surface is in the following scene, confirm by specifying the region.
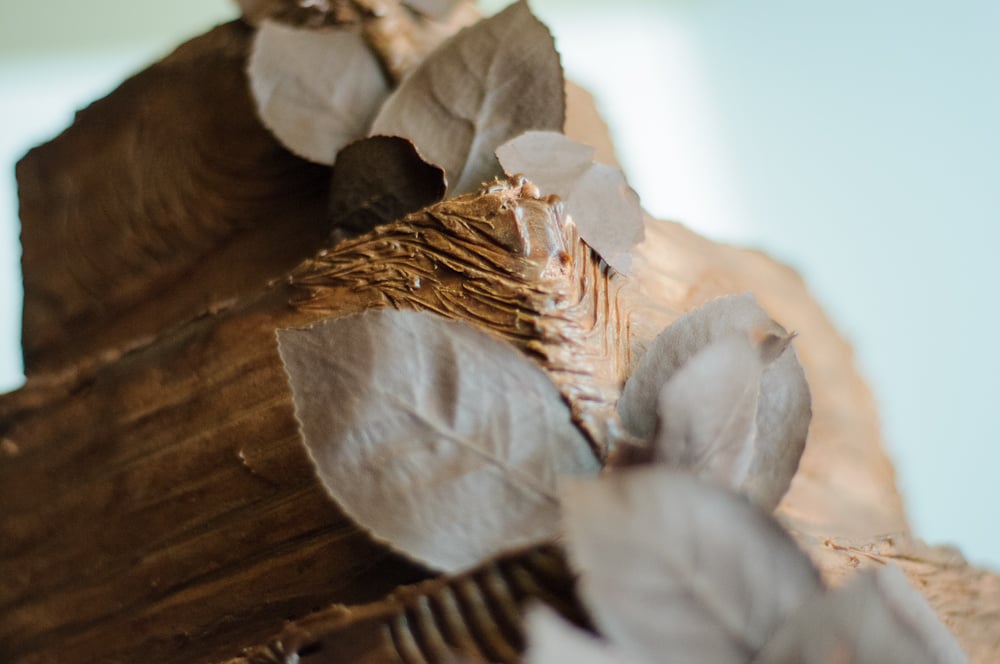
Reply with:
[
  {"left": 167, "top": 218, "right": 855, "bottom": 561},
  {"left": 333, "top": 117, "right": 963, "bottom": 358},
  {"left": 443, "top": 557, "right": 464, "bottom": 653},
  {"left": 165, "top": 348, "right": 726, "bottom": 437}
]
[
  {"left": 16, "top": 21, "right": 331, "bottom": 375},
  {"left": 220, "top": 215, "right": 1000, "bottom": 664},
  {"left": 0, "top": 182, "right": 615, "bottom": 664},
  {"left": 226, "top": 545, "right": 588, "bottom": 664},
  {"left": 6, "top": 14, "right": 997, "bottom": 662},
  {"left": 0, "top": 286, "right": 428, "bottom": 664},
  {"left": 294, "top": 180, "right": 629, "bottom": 455},
  {"left": 6, "top": 200, "right": 998, "bottom": 661}
]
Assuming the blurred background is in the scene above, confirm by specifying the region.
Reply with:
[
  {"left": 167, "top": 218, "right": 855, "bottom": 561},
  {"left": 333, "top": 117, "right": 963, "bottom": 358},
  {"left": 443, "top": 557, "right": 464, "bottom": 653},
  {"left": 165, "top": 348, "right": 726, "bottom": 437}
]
[{"left": 1, "top": 1, "right": 997, "bottom": 567}]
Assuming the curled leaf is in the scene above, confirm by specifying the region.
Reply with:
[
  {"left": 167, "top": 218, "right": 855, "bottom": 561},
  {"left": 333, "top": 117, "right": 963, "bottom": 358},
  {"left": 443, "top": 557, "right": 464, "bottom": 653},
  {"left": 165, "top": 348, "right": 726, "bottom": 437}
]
[
  {"left": 495, "top": 130, "right": 643, "bottom": 273},
  {"left": 524, "top": 605, "right": 635, "bottom": 664},
  {"left": 655, "top": 335, "right": 763, "bottom": 491},
  {"left": 617, "top": 293, "right": 811, "bottom": 511},
  {"left": 248, "top": 20, "right": 390, "bottom": 164},
  {"left": 369, "top": 0, "right": 565, "bottom": 194},
  {"left": 277, "top": 310, "right": 599, "bottom": 573},
  {"left": 329, "top": 135, "right": 446, "bottom": 239},
  {"left": 561, "top": 468, "right": 823, "bottom": 664},
  {"left": 753, "top": 565, "right": 967, "bottom": 664}
]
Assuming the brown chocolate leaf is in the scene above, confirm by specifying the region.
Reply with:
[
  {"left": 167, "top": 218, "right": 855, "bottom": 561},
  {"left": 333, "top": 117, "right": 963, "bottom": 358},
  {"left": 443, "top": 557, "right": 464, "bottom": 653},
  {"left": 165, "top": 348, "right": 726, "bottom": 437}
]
[
  {"left": 329, "top": 135, "right": 446, "bottom": 238},
  {"left": 248, "top": 20, "right": 390, "bottom": 164},
  {"left": 495, "top": 130, "right": 643, "bottom": 273},
  {"left": 369, "top": 1, "right": 565, "bottom": 195},
  {"left": 753, "top": 565, "right": 967, "bottom": 664},
  {"left": 277, "top": 310, "right": 599, "bottom": 573},
  {"left": 525, "top": 606, "right": 635, "bottom": 664},
  {"left": 617, "top": 293, "right": 811, "bottom": 511},
  {"left": 561, "top": 468, "right": 823, "bottom": 664}
]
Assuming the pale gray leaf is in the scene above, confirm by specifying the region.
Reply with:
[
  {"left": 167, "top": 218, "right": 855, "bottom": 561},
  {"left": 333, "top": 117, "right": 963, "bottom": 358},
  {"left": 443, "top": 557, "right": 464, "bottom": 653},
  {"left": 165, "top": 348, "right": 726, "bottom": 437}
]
[
  {"left": 524, "top": 605, "right": 635, "bottom": 664},
  {"left": 753, "top": 565, "right": 967, "bottom": 664},
  {"left": 495, "top": 130, "right": 643, "bottom": 273},
  {"left": 277, "top": 310, "right": 599, "bottom": 573},
  {"left": 235, "top": 0, "right": 344, "bottom": 27},
  {"left": 369, "top": 1, "right": 565, "bottom": 195},
  {"left": 562, "top": 468, "right": 823, "bottom": 664},
  {"left": 655, "top": 335, "right": 763, "bottom": 491},
  {"left": 404, "top": 0, "right": 462, "bottom": 20},
  {"left": 617, "top": 293, "right": 811, "bottom": 511},
  {"left": 248, "top": 20, "right": 390, "bottom": 164}
]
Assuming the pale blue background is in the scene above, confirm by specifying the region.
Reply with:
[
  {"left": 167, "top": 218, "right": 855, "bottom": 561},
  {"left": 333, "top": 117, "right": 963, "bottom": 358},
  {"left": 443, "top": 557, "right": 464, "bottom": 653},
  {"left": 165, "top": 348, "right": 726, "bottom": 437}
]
[{"left": 2, "top": 1, "right": 997, "bottom": 568}]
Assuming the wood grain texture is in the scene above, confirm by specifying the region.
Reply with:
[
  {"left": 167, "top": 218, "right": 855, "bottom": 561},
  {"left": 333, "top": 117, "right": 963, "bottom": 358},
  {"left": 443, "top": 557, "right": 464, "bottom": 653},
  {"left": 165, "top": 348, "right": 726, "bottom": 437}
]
[
  {"left": 16, "top": 21, "right": 331, "bottom": 376},
  {"left": 0, "top": 288, "right": 428, "bottom": 663},
  {"left": 6, "top": 19, "right": 997, "bottom": 659},
  {"left": 0, "top": 181, "right": 615, "bottom": 664},
  {"left": 5, "top": 194, "right": 998, "bottom": 661}
]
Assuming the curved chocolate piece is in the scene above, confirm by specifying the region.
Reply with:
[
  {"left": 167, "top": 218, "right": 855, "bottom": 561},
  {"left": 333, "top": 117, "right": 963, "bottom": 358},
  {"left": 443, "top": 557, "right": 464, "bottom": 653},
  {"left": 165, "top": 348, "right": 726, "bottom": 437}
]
[{"left": 235, "top": 544, "right": 590, "bottom": 664}]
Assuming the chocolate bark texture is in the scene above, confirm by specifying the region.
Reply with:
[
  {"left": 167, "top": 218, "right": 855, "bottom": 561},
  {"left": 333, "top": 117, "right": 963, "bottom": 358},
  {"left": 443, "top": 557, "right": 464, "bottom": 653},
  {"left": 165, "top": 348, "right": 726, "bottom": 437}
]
[{"left": 4, "top": 10, "right": 997, "bottom": 664}]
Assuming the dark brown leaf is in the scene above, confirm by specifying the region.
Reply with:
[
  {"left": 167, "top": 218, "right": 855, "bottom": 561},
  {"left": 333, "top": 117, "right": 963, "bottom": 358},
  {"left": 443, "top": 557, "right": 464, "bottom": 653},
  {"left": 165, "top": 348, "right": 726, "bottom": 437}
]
[
  {"left": 248, "top": 20, "right": 390, "bottom": 164},
  {"left": 369, "top": 0, "right": 565, "bottom": 194},
  {"left": 329, "top": 135, "right": 446, "bottom": 239},
  {"left": 562, "top": 468, "right": 823, "bottom": 664},
  {"left": 277, "top": 310, "right": 599, "bottom": 573},
  {"left": 495, "top": 130, "right": 643, "bottom": 273}
]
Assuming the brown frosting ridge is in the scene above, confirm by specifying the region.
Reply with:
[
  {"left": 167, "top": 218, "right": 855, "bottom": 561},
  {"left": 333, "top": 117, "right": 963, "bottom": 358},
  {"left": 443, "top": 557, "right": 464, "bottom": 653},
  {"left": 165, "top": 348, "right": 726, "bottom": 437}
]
[{"left": 291, "top": 176, "right": 631, "bottom": 457}]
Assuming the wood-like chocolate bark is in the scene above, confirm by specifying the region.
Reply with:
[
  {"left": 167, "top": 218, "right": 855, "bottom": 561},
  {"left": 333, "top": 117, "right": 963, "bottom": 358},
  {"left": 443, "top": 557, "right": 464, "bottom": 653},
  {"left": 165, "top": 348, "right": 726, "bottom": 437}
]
[
  {"left": 16, "top": 21, "right": 331, "bottom": 376},
  {"left": 7, "top": 180, "right": 994, "bottom": 662},
  {"left": 6, "top": 15, "right": 997, "bottom": 663},
  {"left": 0, "top": 181, "right": 616, "bottom": 664},
  {"left": 220, "top": 215, "right": 999, "bottom": 664}
]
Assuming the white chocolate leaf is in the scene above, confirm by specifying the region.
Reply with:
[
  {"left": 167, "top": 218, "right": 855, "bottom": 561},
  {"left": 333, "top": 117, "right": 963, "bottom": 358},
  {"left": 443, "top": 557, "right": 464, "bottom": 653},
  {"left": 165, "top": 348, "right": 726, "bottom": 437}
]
[
  {"left": 277, "top": 310, "right": 599, "bottom": 573},
  {"left": 617, "top": 293, "right": 811, "bottom": 511},
  {"left": 248, "top": 20, "right": 390, "bottom": 164},
  {"left": 753, "top": 565, "right": 967, "bottom": 664},
  {"left": 561, "top": 468, "right": 822, "bottom": 664},
  {"left": 524, "top": 605, "right": 636, "bottom": 664},
  {"left": 655, "top": 335, "right": 763, "bottom": 492},
  {"left": 370, "top": 1, "right": 564, "bottom": 195},
  {"left": 404, "top": 0, "right": 463, "bottom": 20},
  {"left": 495, "top": 130, "right": 643, "bottom": 274}
]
